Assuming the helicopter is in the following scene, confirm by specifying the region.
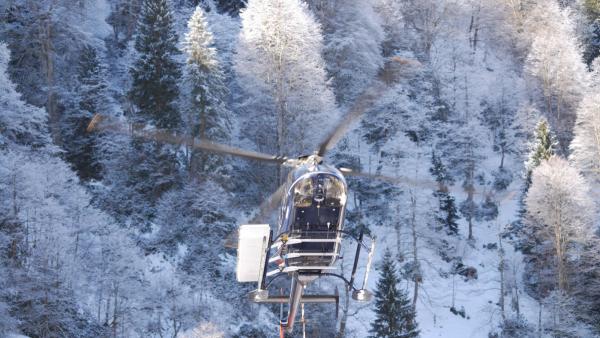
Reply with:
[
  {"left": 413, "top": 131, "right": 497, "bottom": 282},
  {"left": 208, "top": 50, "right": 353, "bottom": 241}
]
[
  {"left": 235, "top": 153, "right": 378, "bottom": 336},
  {"left": 88, "top": 56, "right": 515, "bottom": 336}
]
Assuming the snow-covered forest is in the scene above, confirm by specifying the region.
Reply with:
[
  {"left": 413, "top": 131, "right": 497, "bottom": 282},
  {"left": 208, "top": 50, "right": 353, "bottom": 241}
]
[{"left": 1, "top": 0, "right": 599, "bottom": 337}]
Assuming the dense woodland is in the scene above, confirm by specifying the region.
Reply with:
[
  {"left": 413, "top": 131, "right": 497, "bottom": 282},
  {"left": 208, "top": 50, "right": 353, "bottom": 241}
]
[{"left": 1, "top": 0, "right": 600, "bottom": 337}]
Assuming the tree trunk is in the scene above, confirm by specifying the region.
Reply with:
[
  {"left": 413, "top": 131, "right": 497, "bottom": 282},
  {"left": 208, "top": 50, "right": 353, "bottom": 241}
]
[
  {"left": 467, "top": 143, "right": 475, "bottom": 240},
  {"left": 410, "top": 193, "right": 419, "bottom": 308},
  {"left": 499, "top": 236, "right": 505, "bottom": 321},
  {"left": 554, "top": 206, "right": 568, "bottom": 291},
  {"left": 112, "top": 287, "right": 118, "bottom": 338},
  {"left": 538, "top": 302, "right": 543, "bottom": 338},
  {"left": 105, "top": 291, "right": 110, "bottom": 325},
  {"left": 336, "top": 287, "right": 350, "bottom": 338},
  {"left": 41, "top": 12, "right": 59, "bottom": 145}
]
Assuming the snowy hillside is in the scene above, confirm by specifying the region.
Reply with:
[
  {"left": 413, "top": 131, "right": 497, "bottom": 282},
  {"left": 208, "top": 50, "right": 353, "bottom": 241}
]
[{"left": 1, "top": 0, "right": 600, "bottom": 337}]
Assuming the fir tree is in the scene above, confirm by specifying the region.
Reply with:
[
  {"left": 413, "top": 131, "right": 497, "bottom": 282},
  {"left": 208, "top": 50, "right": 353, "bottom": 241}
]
[
  {"left": 524, "top": 118, "right": 557, "bottom": 189},
  {"left": 118, "top": 0, "right": 183, "bottom": 230},
  {"left": 182, "top": 6, "right": 231, "bottom": 175},
  {"left": 370, "top": 250, "right": 419, "bottom": 338},
  {"left": 582, "top": 0, "right": 600, "bottom": 65},
  {"left": 430, "top": 152, "right": 459, "bottom": 235},
  {"left": 129, "top": 0, "right": 181, "bottom": 129},
  {"left": 60, "top": 45, "right": 107, "bottom": 181},
  {"left": 214, "top": 0, "right": 246, "bottom": 16},
  {"left": 439, "top": 193, "right": 460, "bottom": 235},
  {"left": 430, "top": 151, "right": 453, "bottom": 186},
  {"left": 106, "top": 0, "right": 142, "bottom": 45}
]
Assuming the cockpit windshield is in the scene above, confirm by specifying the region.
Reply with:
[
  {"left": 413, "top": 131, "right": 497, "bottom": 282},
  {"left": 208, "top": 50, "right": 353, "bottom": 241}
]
[{"left": 293, "top": 174, "right": 346, "bottom": 208}]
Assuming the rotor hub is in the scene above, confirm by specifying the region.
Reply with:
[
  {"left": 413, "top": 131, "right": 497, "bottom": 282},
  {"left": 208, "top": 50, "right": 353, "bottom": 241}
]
[{"left": 283, "top": 154, "right": 323, "bottom": 168}]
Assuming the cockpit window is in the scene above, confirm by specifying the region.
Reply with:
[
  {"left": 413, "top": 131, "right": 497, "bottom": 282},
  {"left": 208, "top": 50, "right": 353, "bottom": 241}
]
[
  {"left": 292, "top": 174, "right": 346, "bottom": 208},
  {"left": 323, "top": 176, "right": 345, "bottom": 206},
  {"left": 293, "top": 178, "right": 313, "bottom": 207}
]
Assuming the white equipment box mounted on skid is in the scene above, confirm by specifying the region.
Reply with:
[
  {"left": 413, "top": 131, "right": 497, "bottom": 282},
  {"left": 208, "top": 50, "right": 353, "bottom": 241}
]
[{"left": 236, "top": 224, "right": 270, "bottom": 282}]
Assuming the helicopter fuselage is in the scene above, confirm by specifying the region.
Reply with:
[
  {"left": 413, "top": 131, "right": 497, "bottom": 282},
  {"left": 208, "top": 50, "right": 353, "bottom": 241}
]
[{"left": 276, "top": 161, "right": 348, "bottom": 270}]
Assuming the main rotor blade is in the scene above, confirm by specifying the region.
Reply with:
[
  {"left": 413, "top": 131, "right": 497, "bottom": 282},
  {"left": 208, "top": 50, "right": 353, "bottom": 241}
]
[
  {"left": 340, "top": 167, "right": 521, "bottom": 204},
  {"left": 317, "top": 57, "right": 421, "bottom": 157},
  {"left": 338, "top": 167, "right": 438, "bottom": 191},
  {"left": 88, "top": 114, "right": 286, "bottom": 164},
  {"left": 317, "top": 82, "right": 386, "bottom": 157},
  {"left": 224, "top": 182, "right": 287, "bottom": 248}
]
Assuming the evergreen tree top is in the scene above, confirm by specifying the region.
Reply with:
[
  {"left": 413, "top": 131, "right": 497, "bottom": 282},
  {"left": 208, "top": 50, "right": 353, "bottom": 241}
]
[
  {"left": 135, "top": 0, "right": 179, "bottom": 56},
  {"left": 183, "top": 6, "right": 219, "bottom": 72},
  {"left": 129, "top": 0, "right": 182, "bottom": 129},
  {"left": 526, "top": 118, "right": 557, "bottom": 174},
  {"left": 430, "top": 151, "right": 453, "bottom": 186},
  {"left": 370, "top": 249, "right": 419, "bottom": 338},
  {"left": 78, "top": 46, "right": 103, "bottom": 84}
]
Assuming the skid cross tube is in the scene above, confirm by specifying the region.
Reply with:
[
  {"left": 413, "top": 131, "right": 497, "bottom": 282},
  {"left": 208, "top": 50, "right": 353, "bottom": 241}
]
[
  {"left": 253, "top": 295, "right": 339, "bottom": 304},
  {"left": 271, "top": 229, "right": 372, "bottom": 250}
]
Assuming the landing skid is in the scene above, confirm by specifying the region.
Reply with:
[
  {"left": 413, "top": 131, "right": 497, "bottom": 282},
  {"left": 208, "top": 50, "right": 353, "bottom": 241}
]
[{"left": 249, "top": 228, "right": 375, "bottom": 335}]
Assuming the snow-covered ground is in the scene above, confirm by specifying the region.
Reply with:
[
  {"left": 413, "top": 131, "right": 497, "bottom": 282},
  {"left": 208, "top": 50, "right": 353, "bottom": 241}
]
[{"left": 340, "top": 144, "right": 538, "bottom": 337}]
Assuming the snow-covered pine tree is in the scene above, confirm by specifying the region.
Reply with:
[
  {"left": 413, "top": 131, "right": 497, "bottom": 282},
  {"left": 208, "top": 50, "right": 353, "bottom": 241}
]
[
  {"left": 582, "top": 0, "right": 600, "bottom": 65},
  {"left": 1, "top": 3, "right": 49, "bottom": 108},
  {"left": 430, "top": 152, "right": 459, "bottom": 235},
  {"left": 129, "top": 0, "right": 181, "bottom": 129},
  {"left": 524, "top": 118, "right": 557, "bottom": 189},
  {"left": 117, "top": 0, "right": 183, "bottom": 230},
  {"left": 1, "top": 1, "right": 89, "bottom": 143},
  {"left": 370, "top": 249, "right": 419, "bottom": 338},
  {"left": 106, "top": 0, "right": 143, "bottom": 45},
  {"left": 214, "top": 0, "right": 246, "bottom": 16},
  {"left": 0, "top": 43, "right": 48, "bottom": 149},
  {"left": 1, "top": 43, "right": 196, "bottom": 334},
  {"left": 60, "top": 45, "right": 108, "bottom": 181},
  {"left": 182, "top": 6, "right": 231, "bottom": 176},
  {"left": 430, "top": 151, "right": 453, "bottom": 186},
  {"left": 439, "top": 194, "right": 460, "bottom": 235}
]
